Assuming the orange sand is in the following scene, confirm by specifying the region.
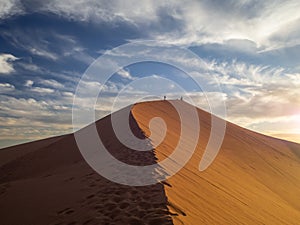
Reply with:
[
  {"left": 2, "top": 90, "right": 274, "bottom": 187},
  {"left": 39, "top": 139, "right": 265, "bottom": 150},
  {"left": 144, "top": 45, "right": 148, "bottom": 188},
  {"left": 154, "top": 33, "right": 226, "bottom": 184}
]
[
  {"left": 1, "top": 100, "right": 300, "bottom": 224},
  {"left": 132, "top": 100, "right": 300, "bottom": 225}
]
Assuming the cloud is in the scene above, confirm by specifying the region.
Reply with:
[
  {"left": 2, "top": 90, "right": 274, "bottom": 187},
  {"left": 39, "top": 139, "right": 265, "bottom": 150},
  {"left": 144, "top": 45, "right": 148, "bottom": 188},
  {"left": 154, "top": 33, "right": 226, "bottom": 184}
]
[
  {"left": 184, "top": 59, "right": 300, "bottom": 138},
  {"left": 25, "top": 79, "right": 64, "bottom": 94},
  {"left": 67, "top": 47, "right": 95, "bottom": 65},
  {"left": 62, "top": 91, "right": 74, "bottom": 97},
  {"left": 0, "top": 83, "right": 15, "bottom": 92},
  {"left": 2, "top": 1, "right": 300, "bottom": 52},
  {"left": 2, "top": 29, "right": 94, "bottom": 66},
  {"left": 0, "top": 95, "right": 73, "bottom": 145},
  {"left": 0, "top": 95, "right": 71, "bottom": 123},
  {"left": 0, "top": 53, "right": 18, "bottom": 74},
  {"left": 40, "top": 0, "right": 161, "bottom": 24},
  {"left": 18, "top": 61, "right": 82, "bottom": 85},
  {"left": 76, "top": 80, "right": 124, "bottom": 99},
  {"left": 1, "top": 0, "right": 300, "bottom": 145},
  {"left": 31, "top": 86, "right": 55, "bottom": 94},
  {"left": 1, "top": 30, "right": 88, "bottom": 62},
  {"left": 0, "top": 0, "right": 23, "bottom": 19},
  {"left": 38, "top": 79, "right": 64, "bottom": 89},
  {"left": 29, "top": 47, "right": 58, "bottom": 60},
  {"left": 82, "top": 42, "right": 300, "bottom": 128},
  {"left": 117, "top": 68, "right": 135, "bottom": 80},
  {"left": 24, "top": 80, "right": 34, "bottom": 87},
  {"left": 19, "top": 62, "right": 41, "bottom": 73},
  {"left": 1, "top": 30, "right": 59, "bottom": 60},
  {"left": 149, "top": 1, "right": 300, "bottom": 50}
]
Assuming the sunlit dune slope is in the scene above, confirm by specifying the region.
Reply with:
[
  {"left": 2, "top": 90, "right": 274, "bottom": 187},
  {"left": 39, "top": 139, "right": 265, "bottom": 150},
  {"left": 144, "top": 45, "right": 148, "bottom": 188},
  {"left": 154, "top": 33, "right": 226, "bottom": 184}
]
[{"left": 132, "top": 100, "right": 300, "bottom": 225}]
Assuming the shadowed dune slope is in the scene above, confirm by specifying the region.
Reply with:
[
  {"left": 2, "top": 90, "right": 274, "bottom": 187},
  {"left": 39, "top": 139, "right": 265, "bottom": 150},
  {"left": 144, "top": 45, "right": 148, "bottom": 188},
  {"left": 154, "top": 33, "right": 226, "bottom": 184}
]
[
  {"left": 0, "top": 109, "right": 173, "bottom": 225},
  {"left": 1, "top": 100, "right": 300, "bottom": 224},
  {"left": 132, "top": 100, "right": 300, "bottom": 225}
]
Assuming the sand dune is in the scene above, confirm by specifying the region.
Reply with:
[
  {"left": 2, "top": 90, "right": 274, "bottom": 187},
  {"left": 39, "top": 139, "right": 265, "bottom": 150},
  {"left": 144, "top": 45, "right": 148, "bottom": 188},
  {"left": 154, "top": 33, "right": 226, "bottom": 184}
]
[
  {"left": 132, "top": 100, "right": 300, "bottom": 224},
  {"left": 1, "top": 100, "right": 300, "bottom": 224}
]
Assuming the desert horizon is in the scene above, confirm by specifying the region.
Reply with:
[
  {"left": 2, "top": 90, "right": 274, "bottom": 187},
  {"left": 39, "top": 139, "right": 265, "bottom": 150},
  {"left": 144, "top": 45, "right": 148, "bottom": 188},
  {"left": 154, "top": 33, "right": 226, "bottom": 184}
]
[{"left": 1, "top": 99, "right": 299, "bottom": 150}]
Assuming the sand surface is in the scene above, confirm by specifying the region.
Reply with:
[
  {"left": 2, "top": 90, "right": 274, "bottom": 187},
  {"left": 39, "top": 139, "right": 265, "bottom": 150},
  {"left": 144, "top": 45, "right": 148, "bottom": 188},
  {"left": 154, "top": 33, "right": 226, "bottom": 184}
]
[
  {"left": 1, "top": 100, "right": 300, "bottom": 224},
  {"left": 0, "top": 109, "right": 172, "bottom": 225},
  {"left": 132, "top": 100, "right": 300, "bottom": 225}
]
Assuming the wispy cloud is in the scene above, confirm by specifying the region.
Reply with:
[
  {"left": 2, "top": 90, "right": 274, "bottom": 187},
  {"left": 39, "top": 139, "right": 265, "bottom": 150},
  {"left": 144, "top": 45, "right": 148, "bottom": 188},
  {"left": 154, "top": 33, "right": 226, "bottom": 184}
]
[
  {"left": 1, "top": 0, "right": 300, "bottom": 146},
  {"left": 40, "top": 0, "right": 161, "bottom": 25},
  {"left": 0, "top": 0, "right": 23, "bottom": 20},
  {"left": 38, "top": 79, "right": 64, "bottom": 89},
  {"left": 1, "top": 30, "right": 59, "bottom": 60},
  {"left": 1, "top": 29, "right": 93, "bottom": 63},
  {"left": 31, "top": 86, "right": 55, "bottom": 94},
  {"left": 2, "top": 1, "right": 300, "bottom": 51},
  {"left": 0, "top": 82, "right": 15, "bottom": 92},
  {"left": 187, "top": 59, "right": 300, "bottom": 137}
]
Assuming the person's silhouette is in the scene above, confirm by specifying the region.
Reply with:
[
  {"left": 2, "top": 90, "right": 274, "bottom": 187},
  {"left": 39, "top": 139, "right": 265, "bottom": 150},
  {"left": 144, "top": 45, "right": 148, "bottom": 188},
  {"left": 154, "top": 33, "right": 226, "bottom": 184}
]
[{"left": 164, "top": 96, "right": 166, "bottom": 100}]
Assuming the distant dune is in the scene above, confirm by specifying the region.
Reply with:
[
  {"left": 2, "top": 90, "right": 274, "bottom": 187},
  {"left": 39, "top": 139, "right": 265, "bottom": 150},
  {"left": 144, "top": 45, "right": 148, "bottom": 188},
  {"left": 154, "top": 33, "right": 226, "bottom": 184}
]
[{"left": 1, "top": 100, "right": 300, "bottom": 224}]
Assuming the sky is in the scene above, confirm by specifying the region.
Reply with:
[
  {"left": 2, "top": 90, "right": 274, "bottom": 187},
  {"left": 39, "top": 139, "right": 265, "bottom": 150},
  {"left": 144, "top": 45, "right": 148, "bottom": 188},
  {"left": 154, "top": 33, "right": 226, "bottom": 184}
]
[{"left": 0, "top": 0, "right": 300, "bottom": 148}]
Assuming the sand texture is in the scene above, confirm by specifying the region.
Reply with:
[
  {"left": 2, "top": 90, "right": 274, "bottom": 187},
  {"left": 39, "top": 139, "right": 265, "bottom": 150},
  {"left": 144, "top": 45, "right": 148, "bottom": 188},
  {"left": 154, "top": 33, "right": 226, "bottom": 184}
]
[{"left": 1, "top": 100, "right": 300, "bottom": 224}]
